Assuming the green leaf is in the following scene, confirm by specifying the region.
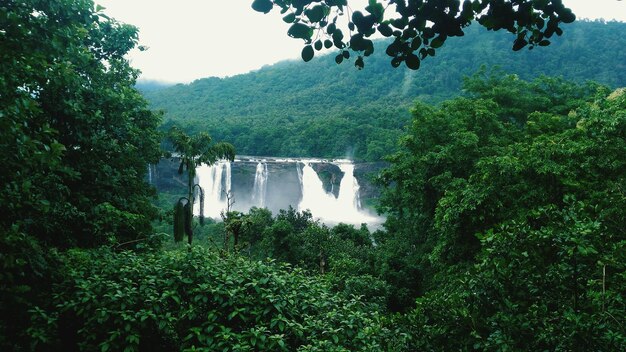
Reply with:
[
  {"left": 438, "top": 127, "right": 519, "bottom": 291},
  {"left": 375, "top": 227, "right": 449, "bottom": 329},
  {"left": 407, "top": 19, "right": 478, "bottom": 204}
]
[
  {"left": 288, "top": 23, "right": 313, "bottom": 41},
  {"left": 282, "top": 13, "right": 296, "bottom": 23},
  {"left": 314, "top": 40, "right": 323, "bottom": 51},
  {"left": 332, "top": 29, "right": 345, "bottom": 48},
  {"left": 305, "top": 5, "right": 326, "bottom": 23},
  {"left": 100, "top": 342, "right": 110, "bottom": 352},
  {"left": 513, "top": 38, "right": 528, "bottom": 51},
  {"left": 301, "top": 45, "right": 314, "bottom": 62},
  {"left": 327, "top": 23, "right": 336, "bottom": 34},
  {"left": 252, "top": 0, "right": 273, "bottom": 14},
  {"left": 430, "top": 36, "right": 445, "bottom": 49},
  {"left": 378, "top": 23, "right": 392, "bottom": 37},
  {"left": 365, "top": 1, "right": 385, "bottom": 22},
  {"left": 355, "top": 56, "right": 364, "bottom": 69},
  {"left": 405, "top": 54, "right": 420, "bottom": 70},
  {"left": 560, "top": 9, "right": 576, "bottom": 23}
]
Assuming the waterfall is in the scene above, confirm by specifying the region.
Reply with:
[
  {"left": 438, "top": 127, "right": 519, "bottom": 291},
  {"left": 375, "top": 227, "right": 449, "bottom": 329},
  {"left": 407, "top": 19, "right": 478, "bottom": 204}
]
[
  {"left": 297, "top": 160, "right": 375, "bottom": 225},
  {"left": 194, "top": 161, "right": 230, "bottom": 218},
  {"left": 147, "top": 164, "right": 159, "bottom": 186},
  {"left": 224, "top": 161, "right": 232, "bottom": 197},
  {"left": 298, "top": 163, "right": 338, "bottom": 219},
  {"left": 191, "top": 157, "right": 383, "bottom": 226},
  {"left": 336, "top": 163, "right": 362, "bottom": 210},
  {"left": 296, "top": 161, "right": 303, "bottom": 186},
  {"left": 252, "top": 162, "right": 269, "bottom": 207}
]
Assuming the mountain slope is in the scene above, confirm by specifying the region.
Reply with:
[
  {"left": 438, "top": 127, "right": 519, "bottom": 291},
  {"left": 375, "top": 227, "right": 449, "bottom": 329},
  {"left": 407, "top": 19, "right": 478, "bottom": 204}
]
[{"left": 144, "top": 20, "right": 626, "bottom": 160}]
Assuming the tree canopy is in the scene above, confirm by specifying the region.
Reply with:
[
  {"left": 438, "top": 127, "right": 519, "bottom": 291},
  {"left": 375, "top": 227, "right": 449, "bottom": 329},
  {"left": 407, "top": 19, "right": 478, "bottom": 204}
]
[
  {"left": 1, "top": 1, "right": 162, "bottom": 344},
  {"left": 1, "top": 0, "right": 161, "bottom": 248},
  {"left": 252, "top": 0, "right": 576, "bottom": 69}
]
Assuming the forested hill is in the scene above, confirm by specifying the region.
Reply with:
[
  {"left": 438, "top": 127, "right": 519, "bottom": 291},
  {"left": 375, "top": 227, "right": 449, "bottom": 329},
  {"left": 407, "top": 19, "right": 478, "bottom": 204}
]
[{"left": 143, "top": 20, "right": 626, "bottom": 160}]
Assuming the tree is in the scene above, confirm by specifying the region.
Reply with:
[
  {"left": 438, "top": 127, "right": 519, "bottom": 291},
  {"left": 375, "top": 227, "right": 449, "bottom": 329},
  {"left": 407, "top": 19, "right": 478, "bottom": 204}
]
[
  {"left": 375, "top": 72, "right": 611, "bottom": 308},
  {"left": 167, "top": 126, "right": 235, "bottom": 245},
  {"left": 252, "top": 0, "right": 576, "bottom": 69},
  {"left": 1, "top": 0, "right": 164, "bottom": 346},
  {"left": 1, "top": 0, "right": 163, "bottom": 248}
]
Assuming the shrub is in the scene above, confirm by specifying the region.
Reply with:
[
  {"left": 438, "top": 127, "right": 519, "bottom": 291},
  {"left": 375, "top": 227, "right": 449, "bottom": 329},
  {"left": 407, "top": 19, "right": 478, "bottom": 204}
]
[{"left": 32, "top": 247, "right": 390, "bottom": 351}]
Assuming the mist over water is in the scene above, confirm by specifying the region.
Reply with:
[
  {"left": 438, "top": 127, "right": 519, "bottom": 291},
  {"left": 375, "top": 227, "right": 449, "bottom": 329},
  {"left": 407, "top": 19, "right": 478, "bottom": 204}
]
[{"left": 193, "top": 157, "right": 383, "bottom": 227}]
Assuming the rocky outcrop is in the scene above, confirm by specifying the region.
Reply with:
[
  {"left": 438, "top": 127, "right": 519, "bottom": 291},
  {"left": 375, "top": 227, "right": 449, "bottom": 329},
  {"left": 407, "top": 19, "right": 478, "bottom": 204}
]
[{"left": 354, "top": 162, "right": 388, "bottom": 202}]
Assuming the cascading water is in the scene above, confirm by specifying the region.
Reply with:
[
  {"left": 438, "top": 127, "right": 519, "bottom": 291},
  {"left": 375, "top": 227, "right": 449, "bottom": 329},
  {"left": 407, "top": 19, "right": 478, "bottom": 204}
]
[
  {"left": 194, "top": 161, "right": 230, "bottom": 218},
  {"left": 336, "top": 163, "right": 362, "bottom": 210},
  {"left": 298, "top": 162, "right": 338, "bottom": 219},
  {"left": 224, "top": 161, "right": 231, "bottom": 199},
  {"left": 297, "top": 160, "right": 376, "bottom": 225},
  {"left": 296, "top": 161, "right": 303, "bottom": 186},
  {"left": 251, "top": 162, "right": 269, "bottom": 207},
  {"left": 191, "top": 157, "right": 382, "bottom": 226}
]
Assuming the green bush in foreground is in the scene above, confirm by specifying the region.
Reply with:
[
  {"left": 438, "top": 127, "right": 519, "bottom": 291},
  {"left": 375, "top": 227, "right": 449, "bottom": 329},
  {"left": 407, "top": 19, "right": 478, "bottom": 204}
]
[{"left": 30, "top": 247, "right": 393, "bottom": 351}]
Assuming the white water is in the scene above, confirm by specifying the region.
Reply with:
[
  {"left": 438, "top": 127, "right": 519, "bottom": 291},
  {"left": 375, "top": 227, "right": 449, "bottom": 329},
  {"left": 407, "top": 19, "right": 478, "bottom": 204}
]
[
  {"left": 224, "top": 161, "right": 232, "bottom": 202},
  {"left": 336, "top": 163, "right": 362, "bottom": 210},
  {"left": 194, "top": 158, "right": 382, "bottom": 226},
  {"left": 194, "top": 161, "right": 230, "bottom": 218},
  {"left": 297, "top": 161, "right": 377, "bottom": 225},
  {"left": 251, "top": 162, "right": 269, "bottom": 207}
]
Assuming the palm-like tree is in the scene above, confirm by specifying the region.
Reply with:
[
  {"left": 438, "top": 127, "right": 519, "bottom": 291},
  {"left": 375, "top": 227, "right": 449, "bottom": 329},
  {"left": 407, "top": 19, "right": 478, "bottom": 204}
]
[{"left": 168, "top": 126, "right": 235, "bottom": 245}]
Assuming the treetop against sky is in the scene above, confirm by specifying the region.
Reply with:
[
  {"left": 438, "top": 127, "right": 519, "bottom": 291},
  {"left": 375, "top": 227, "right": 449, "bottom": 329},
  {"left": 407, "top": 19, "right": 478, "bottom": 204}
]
[{"left": 94, "top": 0, "right": 626, "bottom": 82}]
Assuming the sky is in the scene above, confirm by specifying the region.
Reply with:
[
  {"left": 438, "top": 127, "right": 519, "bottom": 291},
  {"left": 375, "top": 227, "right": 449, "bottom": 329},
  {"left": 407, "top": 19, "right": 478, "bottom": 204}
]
[{"left": 94, "top": 0, "right": 626, "bottom": 83}]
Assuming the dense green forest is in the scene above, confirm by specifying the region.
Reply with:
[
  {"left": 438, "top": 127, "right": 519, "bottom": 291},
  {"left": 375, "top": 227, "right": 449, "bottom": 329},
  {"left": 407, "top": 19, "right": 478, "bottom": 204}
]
[
  {"left": 144, "top": 20, "right": 626, "bottom": 160},
  {"left": 2, "top": 0, "right": 625, "bottom": 351}
]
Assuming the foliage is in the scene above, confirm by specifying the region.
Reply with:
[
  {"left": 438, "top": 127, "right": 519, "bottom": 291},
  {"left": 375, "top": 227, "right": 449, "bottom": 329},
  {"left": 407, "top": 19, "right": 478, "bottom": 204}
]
[
  {"left": 0, "top": 226, "right": 61, "bottom": 349},
  {"left": 1, "top": 0, "right": 161, "bottom": 348},
  {"left": 376, "top": 76, "right": 625, "bottom": 348},
  {"left": 234, "top": 207, "right": 392, "bottom": 309},
  {"left": 168, "top": 126, "right": 236, "bottom": 175},
  {"left": 376, "top": 73, "right": 612, "bottom": 303},
  {"left": 30, "top": 247, "right": 392, "bottom": 351},
  {"left": 144, "top": 21, "right": 626, "bottom": 161},
  {"left": 401, "top": 200, "right": 626, "bottom": 351},
  {"left": 167, "top": 126, "right": 235, "bottom": 244},
  {"left": 0, "top": 0, "right": 162, "bottom": 248},
  {"left": 252, "top": 0, "right": 576, "bottom": 70},
  {"left": 3, "top": 1, "right": 624, "bottom": 349}
]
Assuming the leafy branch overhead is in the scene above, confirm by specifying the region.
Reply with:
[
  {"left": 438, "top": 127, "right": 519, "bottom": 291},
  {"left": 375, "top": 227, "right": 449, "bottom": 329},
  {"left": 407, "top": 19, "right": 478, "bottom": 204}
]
[{"left": 252, "top": 0, "right": 576, "bottom": 69}]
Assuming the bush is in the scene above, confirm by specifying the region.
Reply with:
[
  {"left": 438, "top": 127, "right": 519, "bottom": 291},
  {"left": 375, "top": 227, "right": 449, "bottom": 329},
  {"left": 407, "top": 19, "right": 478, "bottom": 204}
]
[
  {"left": 401, "top": 201, "right": 626, "bottom": 351},
  {"left": 31, "top": 247, "right": 391, "bottom": 351}
]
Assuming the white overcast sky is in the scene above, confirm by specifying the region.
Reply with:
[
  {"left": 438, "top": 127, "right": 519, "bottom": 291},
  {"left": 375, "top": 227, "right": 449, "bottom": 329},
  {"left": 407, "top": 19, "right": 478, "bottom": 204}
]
[{"left": 93, "top": 0, "right": 626, "bottom": 83}]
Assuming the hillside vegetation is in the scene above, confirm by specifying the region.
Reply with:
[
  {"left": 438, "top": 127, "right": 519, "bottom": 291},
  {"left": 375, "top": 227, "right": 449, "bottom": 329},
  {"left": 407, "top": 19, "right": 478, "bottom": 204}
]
[
  {"left": 3, "top": 1, "right": 625, "bottom": 350},
  {"left": 144, "top": 20, "right": 626, "bottom": 160}
]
